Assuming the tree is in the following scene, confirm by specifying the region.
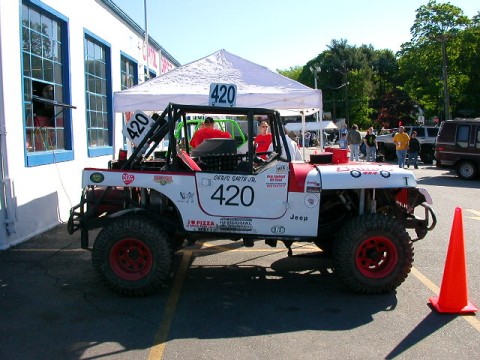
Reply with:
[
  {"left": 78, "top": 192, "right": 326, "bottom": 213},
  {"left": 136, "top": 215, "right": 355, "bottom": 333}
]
[
  {"left": 277, "top": 66, "right": 302, "bottom": 81},
  {"left": 410, "top": 0, "right": 470, "bottom": 42},
  {"left": 296, "top": 39, "right": 377, "bottom": 129},
  {"left": 454, "top": 12, "right": 480, "bottom": 117},
  {"left": 376, "top": 89, "right": 418, "bottom": 129},
  {"left": 400, "top": 1, "right": 471, "bottom": 120}
]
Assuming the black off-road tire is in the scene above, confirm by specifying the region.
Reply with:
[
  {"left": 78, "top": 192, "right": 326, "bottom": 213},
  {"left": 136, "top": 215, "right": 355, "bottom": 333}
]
[
  {"left": 420, "top": 149, "right": 434, "bottom": 164},
  {"left": 333, "top": 214, "right": 413, "bottom": 294},
  {"left": 92, "top": 215, "right": 173, "bottom": 296},
  {"left": 378, "top": 143, "right": 396, "bottom": 160}
]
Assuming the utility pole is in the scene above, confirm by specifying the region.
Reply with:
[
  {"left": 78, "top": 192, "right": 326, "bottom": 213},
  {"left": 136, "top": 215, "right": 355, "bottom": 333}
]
[
  {"left": 310, "top": 65, "right": 322, "bottom": 146},
  {"left": 144, "top": 0, "right": 150, "bottom": 81},
  {"left": 334, "top": 63, "right": 350, "bottom": 128},
  {"left": 441, "top": 38, "right": 450, "bottom": 120}
]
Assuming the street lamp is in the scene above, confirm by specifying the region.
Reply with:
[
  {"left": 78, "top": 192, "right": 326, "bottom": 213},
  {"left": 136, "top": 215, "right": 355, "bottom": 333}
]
[{"left": 310, "top": 65, "right": 321, "bottom": 145}]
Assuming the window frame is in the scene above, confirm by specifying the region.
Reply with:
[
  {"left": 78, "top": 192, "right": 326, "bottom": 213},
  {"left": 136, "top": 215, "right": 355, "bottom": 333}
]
[
  {"left": 456, "top": 124, "right": 470, "bottom": 148},
  {"left": 83, "top": 29, "right": 113, "bottom": 158},
  {"left": 120, "top": 52, "right": 138, "bottom": 90},
  {"left": 21, "top": 0, "right": 73, "bottom": 167}
]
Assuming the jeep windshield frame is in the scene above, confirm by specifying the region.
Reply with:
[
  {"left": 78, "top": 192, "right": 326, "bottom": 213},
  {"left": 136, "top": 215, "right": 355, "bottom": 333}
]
[{"left": 121, "top": 103, "right": 292, "bottom": 173}]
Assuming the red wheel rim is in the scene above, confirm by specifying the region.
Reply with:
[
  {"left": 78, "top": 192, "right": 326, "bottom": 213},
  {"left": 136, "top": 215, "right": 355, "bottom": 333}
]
[
  {"left": 109, "top": 238, "right": 153, "bottom": 281},
  {"left": 355, "top": 236, "right": 398, "bottom": 278}
]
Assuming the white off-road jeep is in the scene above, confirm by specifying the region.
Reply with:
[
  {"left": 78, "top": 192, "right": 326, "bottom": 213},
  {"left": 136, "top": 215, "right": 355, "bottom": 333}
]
[{"left": 68, "top": 103, "right": 436, "bottom": 296}]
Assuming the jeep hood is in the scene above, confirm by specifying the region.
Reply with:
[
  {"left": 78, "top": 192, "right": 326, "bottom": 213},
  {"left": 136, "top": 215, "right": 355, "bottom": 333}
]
[{"left": 316, "top": 163, "right": 417, "bottom": 189}]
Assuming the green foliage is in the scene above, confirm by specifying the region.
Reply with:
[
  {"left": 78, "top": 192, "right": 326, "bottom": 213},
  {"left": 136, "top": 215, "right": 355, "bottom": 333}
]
[
  {"left": 277, "top": 66, "right": 303, "bottom": 81},
  {"left": 410, "top": 0, "right": 470, "bottom": 43},
  {"left": 291, "top": 2, "right": 479, "bottom": 127},
  {"left": 399, "top": 0, "right": 474, "bottom": 119}
]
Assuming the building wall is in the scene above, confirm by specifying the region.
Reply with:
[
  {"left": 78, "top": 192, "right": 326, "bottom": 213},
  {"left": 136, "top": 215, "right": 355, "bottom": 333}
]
[{"left": 0, "top": 0, "right": 179, "bottom": 249}]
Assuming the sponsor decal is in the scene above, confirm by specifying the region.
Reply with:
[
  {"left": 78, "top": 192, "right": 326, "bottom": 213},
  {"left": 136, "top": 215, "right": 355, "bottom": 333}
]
[
  {"left": 90, "top": 172, "right": 104, "bottom": 183},
  {"left": 380, "top": 170, "right": 391, "bottom": 178},
  {"left": 290, "top": 213, "right": 308, "bottom": 221},
  {"left": 336, "top": 165, "right": 396, "bottom": 177},
  {"left": 122, "top": 173, "right": 135, "bottom": 185},
  {"left": 213, "top": 174, "right": 256, "bottom": 182},
  {"left": 187, "top": 220, "right": 216, "bottom": 228},
  {"left": 219, "top": 217, "right": 253, "bottom": 232},
  {"left": 351, "top": 170, "right": 362, "bottom": 178},
  {"left": 306, "top": 186, "right": 321, "bottom": 193},
  {"left": 179, "top": 192, "right": 195, "bottom": 203},
  {"left": 276, "top": 164, "right": 288, "bottom": 174},
  {"left": 153, "top": 175, "right": 173, "bottom": 185},
  {"left": 304, "top": 193, "right": 319, "bottom": 208},
  {"left": 271, "top": 225, "right": 285, "bottom": 234},
  {"left": 266, "top": 174, "right": 287, "bottom": 188}
]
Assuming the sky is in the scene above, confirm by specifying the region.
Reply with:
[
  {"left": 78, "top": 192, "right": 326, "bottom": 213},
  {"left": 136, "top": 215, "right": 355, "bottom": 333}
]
[{"left": 112, "top": 0, "right": 479, "bottom": 71}]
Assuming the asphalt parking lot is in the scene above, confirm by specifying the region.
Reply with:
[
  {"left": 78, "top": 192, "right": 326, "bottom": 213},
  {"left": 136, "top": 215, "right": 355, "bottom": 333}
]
[{"left": 1, "top": 162, "right": 479, "bottom": 360}]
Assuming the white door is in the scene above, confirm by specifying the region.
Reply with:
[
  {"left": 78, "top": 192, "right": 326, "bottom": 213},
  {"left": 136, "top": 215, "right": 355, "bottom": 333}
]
[{"left": 195, "top": 162, "right": 289, "bottom": 219}]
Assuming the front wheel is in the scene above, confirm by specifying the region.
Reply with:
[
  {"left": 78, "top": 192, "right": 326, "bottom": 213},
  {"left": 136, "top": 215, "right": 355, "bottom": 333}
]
[
  {"left": 333, "top": 214, "right": 413, "bottom": 294},
  {"left": 92, "top": 215, "right": 173, "bottom": 296}
]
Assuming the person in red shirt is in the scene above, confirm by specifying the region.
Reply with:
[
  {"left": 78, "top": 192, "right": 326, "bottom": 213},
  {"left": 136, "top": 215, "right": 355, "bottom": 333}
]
[
  {"left": 190, "top": 117, "right": 231, "bottom": 148},
  {"left": 254, "top": 121, "right": 273, "bottom": 159}
]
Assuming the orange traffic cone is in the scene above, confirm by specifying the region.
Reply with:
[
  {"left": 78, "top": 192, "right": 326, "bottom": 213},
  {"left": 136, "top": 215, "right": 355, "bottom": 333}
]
[{"left": 429, "top": 207, "right": 478, "bottom": 314}]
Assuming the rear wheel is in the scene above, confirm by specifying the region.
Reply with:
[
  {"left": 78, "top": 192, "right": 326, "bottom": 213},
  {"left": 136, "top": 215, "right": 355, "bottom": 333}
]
[
  {"left": 420, "top": 148, "right": 434, "bottom": 164},
  {"left": 456, "top": 160, "right": 477, "bottom": 180},
  {"left": 92, "top": 215, "right": 173, "bottom": 296},
  {"left": 333, "top": 214, "right": 413, "bottom": 294}
]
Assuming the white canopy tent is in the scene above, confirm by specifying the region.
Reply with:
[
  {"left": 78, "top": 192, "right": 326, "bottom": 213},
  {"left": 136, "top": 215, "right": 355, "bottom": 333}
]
[
  {"left": 284, "top": 121, "right": 337, "bottom": 132},
  {"left": 114, "top": 49, "right": 322, "bottom": 113},
  {"left": 285, "top": 120, "right": 337, "bottom": 156},
  {"left": 114, "top": 50, "right": 323, "bottom": 157}
]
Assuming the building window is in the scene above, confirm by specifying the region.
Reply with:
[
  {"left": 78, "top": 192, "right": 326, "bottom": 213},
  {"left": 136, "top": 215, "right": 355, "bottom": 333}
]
[
  {"left": 121, "top": 54, "right": 137, "bottom": 90},
  {"left": 143, "top": 66, "right": 156, "bottom": 82},
  {"left": 84, "top": 33, "right": 112, "bottom": 156},
  {"left": 21, "top": 1, "right": 73, "bottom": 166},
  {"left": 120, "top": 54, "right": 138, "bottom": 148}
]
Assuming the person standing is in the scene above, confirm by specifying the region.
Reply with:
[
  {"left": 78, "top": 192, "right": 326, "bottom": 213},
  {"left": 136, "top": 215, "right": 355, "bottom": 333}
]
[
  {"left": 393, "top": 126, "right": 410, "bottom": 168},
  {"left": 303, "top": 130, "right": 311, "bottom": 148},
  {"left": 407, "top": 131, "right": 420, "bottom": 169},
  {"left": 282, "top": 126, "right": 303, "bottom": 161},
  {"left": 364, "top": 127, "right": 377, "bottom": 162},
  {"left": 347, "top": 124, "right": 362, "bottom": 161},
  {"left": 338, "top": 133, "right": 348, "bottom": 149}
]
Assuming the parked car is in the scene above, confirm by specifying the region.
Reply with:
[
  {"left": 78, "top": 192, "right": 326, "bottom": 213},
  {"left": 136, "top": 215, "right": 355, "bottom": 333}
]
[
  {"left": 376, "top": 126, "right": 439, "bottom": 164},
  {"left": 435, "top": 118, "right": 480, "bottom": 180}
]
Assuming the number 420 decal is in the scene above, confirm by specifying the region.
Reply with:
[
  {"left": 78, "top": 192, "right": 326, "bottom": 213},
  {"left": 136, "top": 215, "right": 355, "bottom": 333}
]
[{"left": 211, "top": 185, "right": 254, "bottom": 206}]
